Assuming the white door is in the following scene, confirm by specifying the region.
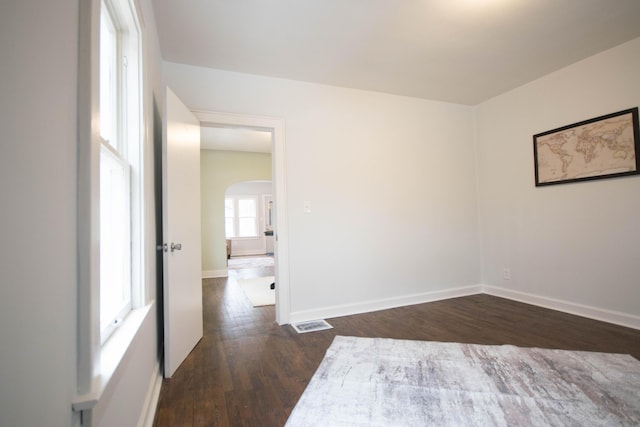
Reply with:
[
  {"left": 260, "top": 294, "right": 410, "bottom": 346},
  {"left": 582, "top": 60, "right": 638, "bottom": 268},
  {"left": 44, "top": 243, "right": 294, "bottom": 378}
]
[{"left": 163, "top": 87, "right": 203, "bottom": 378}]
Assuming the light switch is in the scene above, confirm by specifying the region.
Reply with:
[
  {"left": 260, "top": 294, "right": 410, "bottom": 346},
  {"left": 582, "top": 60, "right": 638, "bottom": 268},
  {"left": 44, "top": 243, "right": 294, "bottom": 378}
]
[{"left": 303, "top": 201, "right": 311, "bottom": 213}]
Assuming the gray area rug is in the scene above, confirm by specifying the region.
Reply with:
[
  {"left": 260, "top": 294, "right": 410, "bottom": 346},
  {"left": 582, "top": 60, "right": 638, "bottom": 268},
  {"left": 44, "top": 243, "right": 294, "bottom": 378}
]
[{"left": 286, "top": 336, "right": 640, "bottom": 426}]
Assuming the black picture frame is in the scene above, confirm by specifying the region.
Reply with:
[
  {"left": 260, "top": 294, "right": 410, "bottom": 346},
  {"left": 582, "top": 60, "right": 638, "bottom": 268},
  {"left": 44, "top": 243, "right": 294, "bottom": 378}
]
[{"left": 533, "top": 107, "right": 640, "bottom": 187}]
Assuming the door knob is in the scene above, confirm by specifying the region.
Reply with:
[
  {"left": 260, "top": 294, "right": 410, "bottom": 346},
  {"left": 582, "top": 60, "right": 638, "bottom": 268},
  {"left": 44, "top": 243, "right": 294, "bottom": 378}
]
[{"left": 170, "top": 242, "right": 182, "bottom": 252}]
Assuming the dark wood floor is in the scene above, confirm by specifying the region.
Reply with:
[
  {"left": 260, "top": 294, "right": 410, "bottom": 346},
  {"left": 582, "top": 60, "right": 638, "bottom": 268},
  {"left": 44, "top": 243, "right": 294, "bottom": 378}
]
[{"left": 153, "top": 263, "right": 640, "bottom": 426}]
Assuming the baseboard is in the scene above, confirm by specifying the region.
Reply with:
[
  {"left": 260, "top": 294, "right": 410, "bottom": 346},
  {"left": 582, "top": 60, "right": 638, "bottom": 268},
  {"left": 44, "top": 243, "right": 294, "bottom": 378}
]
[
  {"left": 482, "top": 285, "right": 640, "bottom": 330},
  {"left": 288, "top": 284, "right": 640, "bottom": 331},
  {"left": 202, "top": 269, "right": 228, "bottom": 278},
  {"left": 289, "top": 285, "right": 482, "bottom": 324},
  {"left": 231, "top": 250, "right": 268, "bottom": 256},
  {"left": 136, "top": 362, "right": 162, "bottom": 427}
]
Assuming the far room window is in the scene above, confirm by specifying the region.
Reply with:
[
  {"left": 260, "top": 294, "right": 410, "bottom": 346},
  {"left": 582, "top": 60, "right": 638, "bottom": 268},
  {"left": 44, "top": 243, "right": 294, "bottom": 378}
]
[
  {"left": 99, "top": 0, "right": 143, "bottom": 343},
  {"left": 225, "top": 196, "right": 258, "bottom": 238}
]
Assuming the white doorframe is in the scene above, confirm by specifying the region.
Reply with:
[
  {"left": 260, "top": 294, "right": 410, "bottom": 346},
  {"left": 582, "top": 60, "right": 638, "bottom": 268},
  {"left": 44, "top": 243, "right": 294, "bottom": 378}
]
[{"left": 193, "top": 110, "right": 290, "bottom": 325}]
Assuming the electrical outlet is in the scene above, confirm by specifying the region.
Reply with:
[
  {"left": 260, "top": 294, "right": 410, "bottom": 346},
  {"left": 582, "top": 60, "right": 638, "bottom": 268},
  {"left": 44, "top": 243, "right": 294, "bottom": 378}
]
[{"left": 502, "top": 268, "right": 511, "bottom": 280}]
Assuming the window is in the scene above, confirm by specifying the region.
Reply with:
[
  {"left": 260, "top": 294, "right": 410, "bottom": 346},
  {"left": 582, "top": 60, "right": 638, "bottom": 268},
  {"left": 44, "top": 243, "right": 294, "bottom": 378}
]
[
  {"left": 238, "top": 198, "right": 257, "bottom": 237},
  {"left": 225, "top": 196, "right": 258, "bottom": 238},
  {"left": 74, "top": 0, "right": 148, "bottom": 409},
  {"left": 99, "top": 0, "right": 142, "bottom": 343}
]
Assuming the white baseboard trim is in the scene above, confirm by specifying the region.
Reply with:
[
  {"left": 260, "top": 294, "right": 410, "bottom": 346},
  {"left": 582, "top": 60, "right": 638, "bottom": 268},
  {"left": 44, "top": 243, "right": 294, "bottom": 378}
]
[
  {"left": 136, "top": 362, "right": 162, "bottom": 427},
  {"left": 287, "top": 284, "right": 640, "bottom": 331},
  {"left": 231, "top": 250, "right": 267, "bottom": 257},
  {"left": 202, "top": 269, "right": 228, "bottom": 279},
  {"left": 289, "top": 285, "right": 482, "bottom": 324},
  {"left": 482, "top": 285, "right": 640, "bottom": 330}
]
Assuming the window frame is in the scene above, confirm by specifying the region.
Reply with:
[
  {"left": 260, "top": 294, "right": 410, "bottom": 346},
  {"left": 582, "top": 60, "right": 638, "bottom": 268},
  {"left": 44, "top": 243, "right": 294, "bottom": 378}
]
[
  {"left": 224, "top": 195, "right": 259, "bottom": 239},
  {"left": 98, "top": 0, "right": 144, "bottom": 344},
  {"left": 75, "top": 0, "right": 148, "bottom": 406},
  {"left": 99, "top": 141, "right": 132, "bottom": 339}
]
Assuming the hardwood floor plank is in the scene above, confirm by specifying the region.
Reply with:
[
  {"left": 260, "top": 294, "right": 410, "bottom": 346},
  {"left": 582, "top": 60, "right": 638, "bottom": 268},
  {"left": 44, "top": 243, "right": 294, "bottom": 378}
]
[{"left": 154, "top": 262, "right": 640, "bottom": 427}]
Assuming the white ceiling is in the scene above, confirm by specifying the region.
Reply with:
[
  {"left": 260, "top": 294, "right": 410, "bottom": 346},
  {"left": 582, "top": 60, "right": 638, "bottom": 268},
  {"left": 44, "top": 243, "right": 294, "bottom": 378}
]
[
  {"left": 201, "top": 126, "right": 272, "bottom": 153},
  {"left": 152, "top": 0, "right": 640, "bottom": 106}
]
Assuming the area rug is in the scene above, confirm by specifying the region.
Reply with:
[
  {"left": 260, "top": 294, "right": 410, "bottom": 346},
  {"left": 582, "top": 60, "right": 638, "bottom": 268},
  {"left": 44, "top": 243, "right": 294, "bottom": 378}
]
[
  {"left": 285, "top": 336, "right": 640, "bottom": 426},
  {"left": 237, "top": 276, "right": 275, "bottom": 307}
]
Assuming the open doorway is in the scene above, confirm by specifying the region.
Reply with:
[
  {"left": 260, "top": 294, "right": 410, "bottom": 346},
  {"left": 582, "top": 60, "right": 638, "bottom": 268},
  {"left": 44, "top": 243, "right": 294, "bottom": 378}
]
[
  {"left": 194, "top": 110, "right": 290, "bottom": 325},
  {"left": 225, "top": 180, "right": 276, "bottom": 307}
]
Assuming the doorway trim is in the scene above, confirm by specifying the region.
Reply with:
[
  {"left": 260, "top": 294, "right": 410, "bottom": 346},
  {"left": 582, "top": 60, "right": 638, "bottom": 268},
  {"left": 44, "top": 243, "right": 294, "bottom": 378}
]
[{"left": 193, "top": 110, "right": 290, "bottom": 325}]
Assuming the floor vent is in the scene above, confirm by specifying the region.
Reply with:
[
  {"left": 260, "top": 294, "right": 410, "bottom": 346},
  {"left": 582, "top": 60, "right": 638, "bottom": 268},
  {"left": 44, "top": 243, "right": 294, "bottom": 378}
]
[{"left": 291, "top": 319, "right": 333, "bottom": 334}]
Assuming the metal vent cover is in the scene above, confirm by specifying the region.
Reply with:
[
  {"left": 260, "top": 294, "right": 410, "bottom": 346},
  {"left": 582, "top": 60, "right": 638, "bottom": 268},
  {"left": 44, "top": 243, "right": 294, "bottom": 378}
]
[{"left": 291, "top": 319, "right": 333, "bottom": 334}]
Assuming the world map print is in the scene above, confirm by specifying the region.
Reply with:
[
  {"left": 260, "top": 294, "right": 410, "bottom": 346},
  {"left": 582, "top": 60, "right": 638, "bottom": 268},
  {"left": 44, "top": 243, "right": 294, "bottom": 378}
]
[{"left": 534, "top": 109, "right": 638, "bottom": 186}]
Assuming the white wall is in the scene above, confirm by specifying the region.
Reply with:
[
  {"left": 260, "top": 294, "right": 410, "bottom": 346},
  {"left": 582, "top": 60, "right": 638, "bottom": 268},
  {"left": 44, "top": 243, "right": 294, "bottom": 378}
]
[
  {"left": 165, "top": 63, "right": 480, "bottom": 318},
  {"left": 0, "top": 2, "right": 79, "bottom": 425},
  {"left": 475, "top": 37, "right": 640, "bottom": 323},
  {"left": 0, "top": 1, "right": 163, "bottom": 426}
]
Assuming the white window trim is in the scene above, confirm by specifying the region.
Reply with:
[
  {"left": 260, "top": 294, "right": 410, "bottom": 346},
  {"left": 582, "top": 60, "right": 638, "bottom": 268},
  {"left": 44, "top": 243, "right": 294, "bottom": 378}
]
[
  {"left": 98, "top": 0, "right": 145, "bottom": 344},
  {"left": 74, "top": 0, "right": 151, "bottom": 418},
  {"left": 225, "top": 195, "right": 259, "bottom": 239},
  {"left": 99, "top": 139, "right": 133, "bottom": 342}
]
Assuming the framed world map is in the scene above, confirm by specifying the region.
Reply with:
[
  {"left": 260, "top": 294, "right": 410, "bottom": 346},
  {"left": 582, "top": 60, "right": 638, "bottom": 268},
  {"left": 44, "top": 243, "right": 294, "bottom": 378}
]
[{"left": 533, "top": 107, "right": 639, "bottom": 186}]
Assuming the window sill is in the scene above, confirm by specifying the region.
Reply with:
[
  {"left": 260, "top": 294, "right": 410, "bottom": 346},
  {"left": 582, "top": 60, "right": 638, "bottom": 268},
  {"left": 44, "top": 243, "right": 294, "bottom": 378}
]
[{"left": 72, "top": 303, "right": 154, "bottom": 412}]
